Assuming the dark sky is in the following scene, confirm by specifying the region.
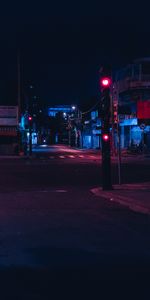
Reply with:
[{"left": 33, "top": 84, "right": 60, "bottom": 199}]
[{"left": 0, "top": 0, "right": 150, "bottom": 108}]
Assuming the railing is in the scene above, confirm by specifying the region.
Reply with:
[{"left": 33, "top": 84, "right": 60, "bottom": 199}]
[{"left": 117, "top": 77, "right": 150, "bottom": 93}]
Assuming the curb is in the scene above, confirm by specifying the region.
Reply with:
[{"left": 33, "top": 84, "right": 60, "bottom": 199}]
[{"left": 91, "top": 186, "right": 150, "bottom": 215}]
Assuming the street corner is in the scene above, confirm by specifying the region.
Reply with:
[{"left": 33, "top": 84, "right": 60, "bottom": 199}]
[
  {"left": 90, "top": 186, "right": 119, "bottom": 205},
  {"left": 90, "top": 184, "right": 150, "bottom": 216}
]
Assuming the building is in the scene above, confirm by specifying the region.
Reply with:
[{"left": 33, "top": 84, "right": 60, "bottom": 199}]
[
  {"left": 0, "top": 106, "right": 19, "bottom": 155},
  {"left": 82, "top": 110, "right": 101, "bottom": 149},
  {"left": 113, "top": 58, "right": 150, "bottom": 151},
  {"left": 47, "top": 104, "right": 81, "bottom": 146}
]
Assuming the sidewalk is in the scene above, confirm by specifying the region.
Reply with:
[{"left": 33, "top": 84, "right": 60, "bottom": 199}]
[{"left": 91, "top": 182, "right": 150, "bottom": 215}]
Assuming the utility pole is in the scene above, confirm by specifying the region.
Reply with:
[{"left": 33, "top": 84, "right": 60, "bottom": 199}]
[
  {"left": 28, "top": 116, "right": 33, "bottom": 156},
  {"left": 113, "top": 82, "right": 122, "bottom": 184},
  {"left": 117, "top": 120, "right": 121, "bottom": 185},
  {"left": 17, "top": 50, "right": 21, "bottom": 124},
  {"left": 111, "top": 87, "right": 115, "bottom": 156},
  {"left": 68, "top": 116, "right": 71, "bottom": 146},
  {"left": 100, "top": 72, "right": 113, "bottom": 190},
  {"left": 17, "top": 50, "right": 22, "bottom": 154}
]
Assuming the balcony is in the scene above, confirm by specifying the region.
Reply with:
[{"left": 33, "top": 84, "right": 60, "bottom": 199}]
[{"left": 117, "top": 76, "right": 150, "bottom": 93}]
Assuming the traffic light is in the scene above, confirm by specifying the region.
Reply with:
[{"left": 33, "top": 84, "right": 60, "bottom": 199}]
[
  {"left": 28, "top": 116, "right": 33, "bottom": 123},
  {"left": 28, "top": 116, "right": 33, "bottom": 129},
  {"left": 100, "top": 68, "right": 112, "bottom": 190},
  {"left": 100, "top": 76, "right": 111, "bottom": 117},
  {"left": 28, "top": 115, "right": 33, "bottom": 156},
  {"left": 100, "top": 77, "right": 111, "bottom": 88},
  {"left": 102, "top": 133, "right": 109, "bottom": 141}
]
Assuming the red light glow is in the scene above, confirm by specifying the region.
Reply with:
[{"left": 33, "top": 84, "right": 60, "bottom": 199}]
[
  {"left": 101, "top": 77, "right": 111, "bottom": 87},
  {"left": 28, "top": 116, "right": 32, "bottom": 121},
  {"left": 102, "top": 134, "right": 109, "bottom": 141}
]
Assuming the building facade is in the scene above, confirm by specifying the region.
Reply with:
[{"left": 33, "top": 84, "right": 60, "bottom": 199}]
[
  {"left": 113, "top": 58, "right": 150, "bottom": 151},
  {"left": 47, "top": 105, "right": 81, "bottom": 146},
  {"left": 82, "top": 110, "right": 101, "bottom": 149}
]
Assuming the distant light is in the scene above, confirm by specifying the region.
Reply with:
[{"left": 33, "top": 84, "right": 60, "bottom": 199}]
[
  {"left": 30, "top": 85, "right": 34, "bottom": 89},
  {"left": 28, "top": 116, "right": 32, "bottom": 121},
  {"left": 63, "top": 112, "right": 67, "bottom": 117},
  {"left": 101, "top": 77, "right": 111, "bottom": 87},
  {"left": 72, "top": 106, "right": 76, "bottom": 110}
]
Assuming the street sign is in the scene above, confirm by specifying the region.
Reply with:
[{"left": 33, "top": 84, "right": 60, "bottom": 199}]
[
  {"left": 140, "top": 123, "right": 146, "bottom": 130},
  {"left": 0, "top": 106, "right": 18, "bottom": 126}
]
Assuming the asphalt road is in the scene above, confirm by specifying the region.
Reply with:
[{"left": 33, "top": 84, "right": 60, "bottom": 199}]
[{"left": 0, "top": 145, "right": 150, "bottom": 298}]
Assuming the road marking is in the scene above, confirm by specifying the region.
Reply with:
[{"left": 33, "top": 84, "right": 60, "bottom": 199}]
[
  {"left": 39, "top": 189, "right": 67, "bottom": 193},
  {"left": 55, "top": 189, "right": 67, "bottom": 193},
  {"left": 68, "top": 155, "right": 75, "bottom": 158},
  {"left": 78, "top": 155, "right": 84, "bottom": 158},
  {"left": 59, "top": 155, "right": 65, "bottom": 158},
  {"left": 89, "top": 155, "right": 96, "bottom": 158}
]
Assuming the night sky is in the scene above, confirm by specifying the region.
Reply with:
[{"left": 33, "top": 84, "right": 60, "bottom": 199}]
[{"left": 0, "top": 1, "right": 149, "bottom": 109}]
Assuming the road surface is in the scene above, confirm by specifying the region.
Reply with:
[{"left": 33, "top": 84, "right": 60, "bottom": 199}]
[{"left": 0, "top": 145, "right": 150, "bottom": 298}]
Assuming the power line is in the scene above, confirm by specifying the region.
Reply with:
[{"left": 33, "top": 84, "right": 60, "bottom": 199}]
[{"left": 81, "top": 99, "right": 101, "bottom": 115}]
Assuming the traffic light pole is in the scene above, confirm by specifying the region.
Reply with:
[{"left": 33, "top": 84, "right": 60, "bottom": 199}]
[
  {"left": 101, "top": 120, "right": 112, "bottom": 190},
  {"left": 29, "top": 126, "right": 32, "bottom": 156},
  {"left": 117, "top": 122, "right": 121, "bottom": 185},
  {"left": 100, "top": 77, "right": 113, "bottom": 190},
  {"left": 28, "top": 116, "right": 33, "bottom": 157}
]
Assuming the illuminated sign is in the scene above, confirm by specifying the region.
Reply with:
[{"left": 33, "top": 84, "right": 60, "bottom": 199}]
[
  {"left": 0, "top": 106, "right": 18, "bottom": 126},
  {"left": 137, "top": 100, "right": 150, "bottom": 119}
]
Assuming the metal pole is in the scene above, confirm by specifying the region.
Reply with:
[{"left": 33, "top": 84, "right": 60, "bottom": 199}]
[
  {"left": 142, "top": 129, "right": 145, "bottom": 155},
  {"left": 17, "top": 50, "right": 22, "bottom": 155},
  {"left": 69, "top": 130, "right": 71, "bottom": 146},
  {"left": 68, "top": 119, "right": 71, "bottom": 146},
  {"left": 29, "top": 127, "right": 32, "bottom": 156},
  {"left": 17, "top": 50, "right": 21, "bottom": 124},
  {"left": 117, "top": 123, "right": 121, "bottom": 185},
  {"left": 110, "top": 92, "right": 115, "bottom": 156}
]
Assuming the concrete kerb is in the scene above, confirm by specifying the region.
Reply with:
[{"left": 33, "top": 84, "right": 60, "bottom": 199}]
[
  {"left": 91, "top": 182, "right": 150, "bottom": 215},
  {"left": 0, "top": 154, "right": 36, "bottom": 159}
]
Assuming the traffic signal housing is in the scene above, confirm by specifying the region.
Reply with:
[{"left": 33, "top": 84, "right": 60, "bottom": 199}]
[
  {"left": 28, "top": 115, "right": 33, "bottom": 128},
  {"left": 100, "top": 72, "right": 112, "bottom": 190},
  {"left": 28, "top": 115, "right": 33, "bottom": 123},
  {"left": 102, "top": 133, "right": 109, "bottom": 142},
  {"left": 100, "top": 76, "right": 111, "bottom": 118},
  {"left": 100, "top": 77, "right": 111, "bottom": 88}
]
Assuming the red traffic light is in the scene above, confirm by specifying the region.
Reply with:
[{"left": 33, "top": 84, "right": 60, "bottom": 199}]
[
  {"left": 102, "top": 134, "right": 109, "bottom": 141},
  {"left": 28, "top": 116, "right": 32, "bottom": 121},
  {"left": 101, "top": 77, "right": 111, "bottom": 87}
]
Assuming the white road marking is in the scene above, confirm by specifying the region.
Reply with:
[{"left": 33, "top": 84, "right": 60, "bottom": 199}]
[
  {"left": 55, "top": 189, "right": 67, "bottom": 193},
  {"left": 78, "top": 155, "right": 84, "bottom": 158},
  {"left": 39, "top": 189, "right": 67, "bottom": 193},
  {"left": 68, "top": 155, "right": 75, "bottom": 158},
  {"left": 59, "top": 156, "right": 65, "bottom": 158}
]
